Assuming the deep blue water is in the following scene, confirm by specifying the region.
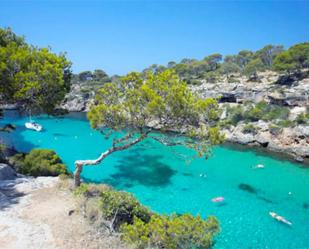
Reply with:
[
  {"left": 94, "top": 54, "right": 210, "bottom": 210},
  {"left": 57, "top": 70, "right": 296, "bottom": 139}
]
[{"left": 1, "top": 111, "right": 309, "bottom": 249}]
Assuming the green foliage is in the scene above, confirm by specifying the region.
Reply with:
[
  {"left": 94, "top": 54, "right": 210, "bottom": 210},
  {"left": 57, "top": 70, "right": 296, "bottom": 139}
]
[
  {"left": 121, "top": 214, "right": 219, "bottom": 249},
  {"left": 243, "top": 58, "right": 265, "bottom": 77},
  {"left": 276, "top": 120, "right": 295, "bottom": 128},
  {"left": 10, "top": 149, "right": 66, "bottom": 176},
  {"left": 273, "top": 43, "right": 309, "bottom": 73},
  {"left": 75, "top": 183, "right": 151, "bottom": 229},
  {"left": 88, "top": 70, "right": 222, "bottom": 159},
  {"left": 224, "top": 102, "right": 290, "bottom": 125},
  {"left": 244, "top": 101, "right": 290, "bottom": 122},
  {"left": 268, "top": 124, "right": 282, "bottom": 136},
  {"left": 75, "top": 183, "right": 220, "bottom": 248},
  {"left": 219, "top": 62, "right": 241, "bottom": 76},
  {"left": 242, "top": 124, "right": 257, "bottom": 134},
  {"left": 295, "top": 113, "right": 308, "bottom": 124},
  {"left": 204, "top": 71, "right": 220, "bottom": 83},
  {"left": 99, "top": 188, "right": 152, "bottom": 229},
  {"left": 0, "top": 27, "right": 72, "bottom": 114},
  {"left": 255, "top": 45, "right": 284, "bottom": 68},
  {"left": 225, "top": 105, "right": 245, "bottom": 125}
]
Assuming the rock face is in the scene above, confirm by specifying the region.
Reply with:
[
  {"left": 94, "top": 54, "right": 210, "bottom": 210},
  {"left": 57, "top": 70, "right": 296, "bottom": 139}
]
[
  {"left": 223, "top": 123, "right": 309, "bottom": 163},
  {"left": 191, "top": 72, "right": 309, "bottom": 107},
  {"left": 0, "top": 163, "right": 17, "bottom": 180},
  {"left": 189, "top": 71, "right": 309, "bottom": 163},
  {"left": 61, "top": 84, "right": 94, "bottom": 112}
]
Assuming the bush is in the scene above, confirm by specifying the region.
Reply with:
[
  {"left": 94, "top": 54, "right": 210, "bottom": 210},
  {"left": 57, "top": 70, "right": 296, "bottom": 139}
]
[
  {"left": 269, "top": 124, "right": 282, "bottom": 136},
  {"left": 242, "top": 124, "right": 257, "bottom": 134},
  {"left": 10, "top": 149, "right": 66, "bottom": 177},
  {"left": 226, "top": 105, "right": 245, "bottom": 125},
  {"left": 295, "top": 113, "right": 308, "bottom": 124},
  {"left": 276, "top": 120, "right": 294, "bottom": 128},
  {"left": 121, "top": 214, "right": 220, "bottom": 249},
  {"left": 99, "top": 188, "right": 152, "bottom": 229},
  {"left": 75, "top": 183, "right": 152, "bottom": 229},
  {"left": 75, "top": 183, "right": 220, "bottom": 248}
]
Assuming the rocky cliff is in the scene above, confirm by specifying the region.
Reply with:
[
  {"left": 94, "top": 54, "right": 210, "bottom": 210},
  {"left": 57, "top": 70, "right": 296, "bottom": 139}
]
[{"left": 191, "top": 71, "right": 309, "bottom": 163}]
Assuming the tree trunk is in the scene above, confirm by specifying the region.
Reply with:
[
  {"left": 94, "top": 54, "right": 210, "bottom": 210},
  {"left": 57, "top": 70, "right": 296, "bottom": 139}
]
[
  {"left": 74, "top": 163, "right": 83, "bottom": 187},
  {"left": 73, "top": 131, "right": 150, "bottom": 187}
]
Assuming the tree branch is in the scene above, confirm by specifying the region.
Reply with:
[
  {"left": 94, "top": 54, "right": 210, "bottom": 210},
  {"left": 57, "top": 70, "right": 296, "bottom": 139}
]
[{"left": 75, "top": 130, "right": 151, "bottom": 167}]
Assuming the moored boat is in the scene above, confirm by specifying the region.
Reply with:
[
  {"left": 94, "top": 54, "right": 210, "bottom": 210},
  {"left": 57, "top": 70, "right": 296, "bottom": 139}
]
[{"left": 25, "top": 121, "right": 43, "bottom": 132}]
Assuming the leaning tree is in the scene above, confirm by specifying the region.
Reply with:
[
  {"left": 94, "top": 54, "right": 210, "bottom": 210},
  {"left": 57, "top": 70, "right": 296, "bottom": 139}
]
[{"left": 74, "top": 70, "right": 224, "bottom": 186}]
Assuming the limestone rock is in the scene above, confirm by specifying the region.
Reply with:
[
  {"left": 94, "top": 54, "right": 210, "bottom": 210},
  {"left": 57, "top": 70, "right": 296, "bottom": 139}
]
[{"left": 0, "top": 164, "right": 17, "bottom": 180}]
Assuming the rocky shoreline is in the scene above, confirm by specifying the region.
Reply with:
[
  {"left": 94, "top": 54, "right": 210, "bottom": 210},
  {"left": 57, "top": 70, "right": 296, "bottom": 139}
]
[{"left": 222, "top": 123, "right": 309, "bottom": 165}]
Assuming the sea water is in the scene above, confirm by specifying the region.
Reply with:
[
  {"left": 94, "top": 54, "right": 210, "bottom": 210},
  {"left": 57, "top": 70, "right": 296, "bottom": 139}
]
[{"left": 1, "top": 111, "right": 309, "bottom": 249}]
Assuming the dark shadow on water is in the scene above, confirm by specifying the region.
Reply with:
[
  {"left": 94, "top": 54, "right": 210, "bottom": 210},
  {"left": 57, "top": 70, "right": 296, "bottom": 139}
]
[
  {"left": 101, "top": 148, "right": 176, "bottom": 189},
  {"left": 0, "top": 123, "right": 37, "bottom": 153},
  {"left": 238, "top": 183, "right": 258, "bottom": 194},
  {"left": 257, "top": 196, "right": 274, "bottom": 204},
  {"left": 238, "top": 183, "right": 276, "bottom": 204},
  {"left": 182, "top": 172, "right": 193, "bottom": 177},
  {"left": 52, "top": 133, "right": 70, "bottom": 137}
]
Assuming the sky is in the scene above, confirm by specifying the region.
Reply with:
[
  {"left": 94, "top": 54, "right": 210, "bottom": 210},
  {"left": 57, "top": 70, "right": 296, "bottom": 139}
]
[{"left": 0, "top": 0, "right": 309, "bottom": 75}]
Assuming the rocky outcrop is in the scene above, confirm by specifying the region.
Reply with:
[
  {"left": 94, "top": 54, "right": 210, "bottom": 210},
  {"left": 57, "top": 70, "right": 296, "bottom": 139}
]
[
  {"left": 191, "top": 72, "right": 309, "bottom": 107},
  {"left": 0, "top": 164, "right": 17, "bottom": 180},
  {"left": 223, "top": 122, "right": 309, "bottom": 163},
  {"left": 61, "top": 84, "right": 94, "bottom": 112}
]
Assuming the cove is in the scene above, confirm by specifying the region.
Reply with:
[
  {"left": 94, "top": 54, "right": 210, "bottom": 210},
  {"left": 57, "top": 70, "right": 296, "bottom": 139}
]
[{"left": 1, "top": 110, "right": 309, "bottom": 249}]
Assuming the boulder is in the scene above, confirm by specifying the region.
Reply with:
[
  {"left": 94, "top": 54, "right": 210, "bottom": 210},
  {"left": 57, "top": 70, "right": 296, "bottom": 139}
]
[
  {"left": 289, "top": 106, "right": 307, "bottom": 120},
  {"left": 0, "top": 164, "right": 17, "bottom": 180}
]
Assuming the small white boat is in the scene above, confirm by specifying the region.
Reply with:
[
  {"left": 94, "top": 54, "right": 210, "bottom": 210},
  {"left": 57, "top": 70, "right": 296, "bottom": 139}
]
[
  {"left": 269, "top": 212, "right": 292, "bottom": 226},
  {"left": 25, "top": 121, "right": 43, "bottom": 132},
  {"left": 254, "top": 164, "right": 265, "bottom": 169}
]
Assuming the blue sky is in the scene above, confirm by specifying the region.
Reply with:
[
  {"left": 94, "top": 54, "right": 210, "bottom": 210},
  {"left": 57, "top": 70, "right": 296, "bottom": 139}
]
[{"left": 1, "top": 0, "right": 308, "bottom": 75}]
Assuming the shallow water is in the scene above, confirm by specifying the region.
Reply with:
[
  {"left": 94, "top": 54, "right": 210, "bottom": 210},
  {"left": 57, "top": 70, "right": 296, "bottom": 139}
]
[{"left": 1, "top": 111, "right": 309, "bottom": 249}]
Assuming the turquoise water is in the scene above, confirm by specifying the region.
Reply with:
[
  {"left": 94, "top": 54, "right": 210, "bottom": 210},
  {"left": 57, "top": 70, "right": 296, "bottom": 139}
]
[{"left": 1, "top": 111, "right": 309, "bottom": 249}]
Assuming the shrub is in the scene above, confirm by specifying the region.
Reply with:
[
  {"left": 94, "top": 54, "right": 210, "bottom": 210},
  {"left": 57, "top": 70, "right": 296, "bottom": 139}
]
[
  {"left": 11, "top": 149, "right": 66, "bottom": 177},
  {"left": 242, "top": 124, "right": 257, "bottom": 134},
  {"left": 99, "top": 188, "right": 152, "bottom": 229},
  {"left": 242, "top": 101, "right": 290, "bottom": 122},
  {"left": 269, "top": 124, "right": 282, "bottom": 136},
  {"left": 295, "top": 113, "right": 308, "bottom": 124},
  {"left": 75, "top": 183, "right": 152, "bottom": 229},
  {"left": 226, "top": 105, "right": 245, "bottom": 125},
  {"left": 276, "top": 120, "right": 294, "bottom": 128},
  {"left": 121, "top": 214, "right": 220, "bottom": 249},
  {"left": 75, "top": 183, "right": 220, "bottom": 248}
]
